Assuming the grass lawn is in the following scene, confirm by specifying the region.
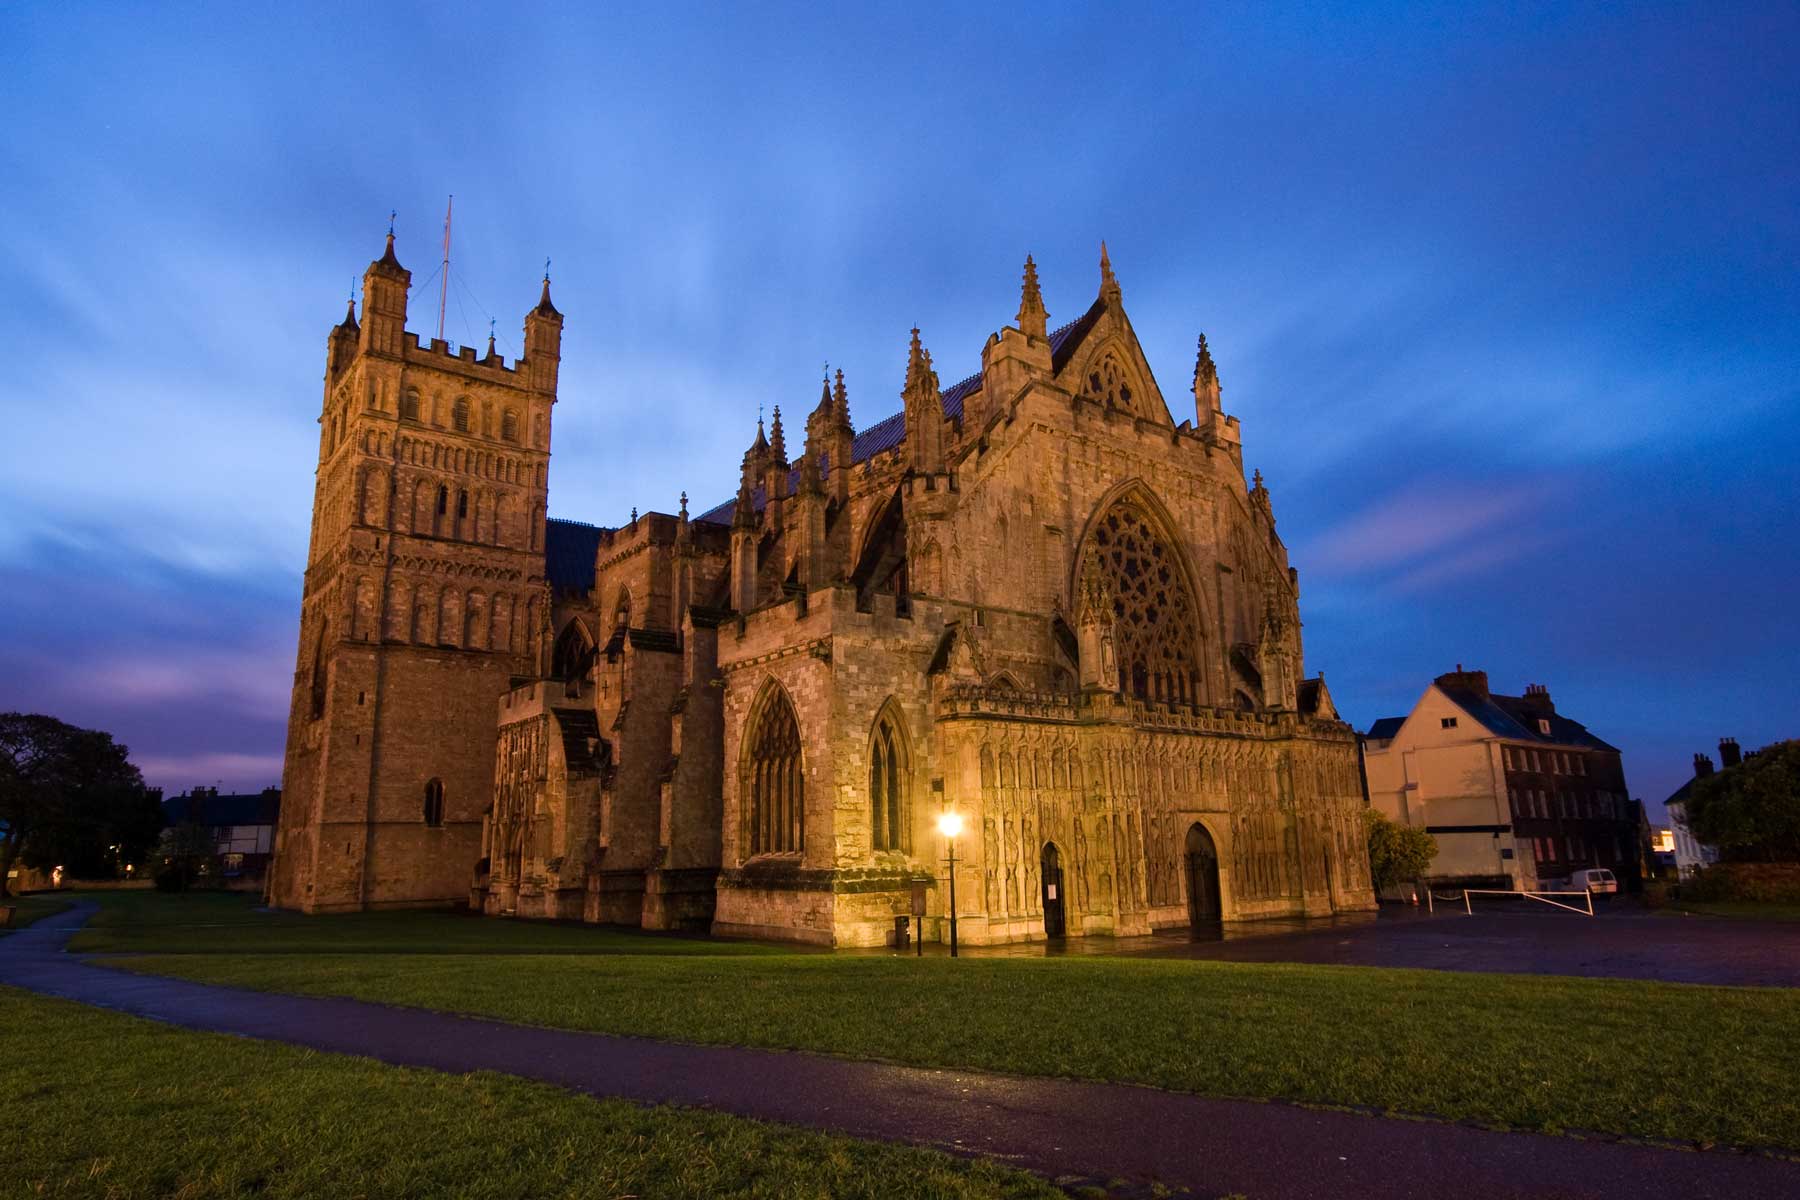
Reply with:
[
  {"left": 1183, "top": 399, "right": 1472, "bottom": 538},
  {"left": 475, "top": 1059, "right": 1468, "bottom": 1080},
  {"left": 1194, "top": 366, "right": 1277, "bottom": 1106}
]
[
  {"left": 66, "top": 888, "right": 788, "bottom": 956},
  {"left": 0, "top": 892, "right": 71, "bottom": 934},
  {"left": 85, "top": 891, "right": 1800, "bottom": 1155},
  {"left": 0, "top": 986, "right": 1063, "bottom": 1199}
]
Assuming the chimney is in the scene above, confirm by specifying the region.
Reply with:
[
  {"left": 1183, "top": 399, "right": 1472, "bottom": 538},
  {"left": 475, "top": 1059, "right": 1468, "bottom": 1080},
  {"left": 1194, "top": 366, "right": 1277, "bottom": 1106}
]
[
  {"left": 1434, "top": 665, "right": 1490, "bottom": 699},
  {"left": 1719, "top": 737, "right": 1742, "bottom": 768},
  {"left": 1693, "top": 753, "right": 1714, "bottom": 778},
  {"left": 1520, "top": 683, "right": 1555, "bottom": 715}
]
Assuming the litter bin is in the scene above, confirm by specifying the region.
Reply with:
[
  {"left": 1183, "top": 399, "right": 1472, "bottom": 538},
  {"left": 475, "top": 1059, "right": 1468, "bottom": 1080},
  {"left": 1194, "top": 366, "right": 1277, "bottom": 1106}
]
[{"left": 893, "top": 914, "right": 910, "bottom": 949}]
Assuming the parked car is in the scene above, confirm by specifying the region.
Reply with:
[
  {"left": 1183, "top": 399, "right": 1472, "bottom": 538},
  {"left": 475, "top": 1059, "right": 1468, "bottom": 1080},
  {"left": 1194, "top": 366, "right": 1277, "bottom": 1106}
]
[{"left": 1567, "top": 867, "right": 1619, "bottom": 894}]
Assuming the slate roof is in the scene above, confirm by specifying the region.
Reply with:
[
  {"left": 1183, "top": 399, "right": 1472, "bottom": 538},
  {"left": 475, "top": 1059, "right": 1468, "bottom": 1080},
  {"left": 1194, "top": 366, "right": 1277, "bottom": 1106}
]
[
  {"left": 1437, "top": 687, "right": 1620, "bottom": 752},
  {"left": 1366, "top": 716, "right": 1405, "bottom": 741},
  {"left": 545, "top": 518, "right": 605, "bottom": 592},
  {"left": 162, "top": 789, "right": 280, "bottom": 829}
]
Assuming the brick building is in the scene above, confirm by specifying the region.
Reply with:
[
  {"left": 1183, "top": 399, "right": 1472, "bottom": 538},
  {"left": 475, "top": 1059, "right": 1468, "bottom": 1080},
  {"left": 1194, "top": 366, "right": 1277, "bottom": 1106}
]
[
  {"left": 271, "top": 234, "right": 1376, "bottom": 944},
  {"left": 1362, "top": 669, "right": 1639, "bottom": 891}
]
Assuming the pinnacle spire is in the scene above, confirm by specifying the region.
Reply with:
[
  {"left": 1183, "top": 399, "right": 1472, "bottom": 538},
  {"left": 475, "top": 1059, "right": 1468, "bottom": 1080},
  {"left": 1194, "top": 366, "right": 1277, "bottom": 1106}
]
[
  {"left": 1099, "top": 239, "right": 1120, "bottom": 304},
  {"left": 1194, "top": 332, "right": 1217, "bottom": 385},
  {"left": 373, "top": 220, "right": 405, "bottom": 274},
  {"left": 768, "top": 404, "right": 786, "bottom": 459},
  {"left": 336, "top": 296, "right": 359, "bottom": 332},
  {"left": 1016, "top": 253, "right": 1048, "bottom": 338},
  {"left": 833, "top": 368, "right": 849, "bottom": 427},
  {"left": 533, "top": 273, "right": 561, "bottom": 319}
]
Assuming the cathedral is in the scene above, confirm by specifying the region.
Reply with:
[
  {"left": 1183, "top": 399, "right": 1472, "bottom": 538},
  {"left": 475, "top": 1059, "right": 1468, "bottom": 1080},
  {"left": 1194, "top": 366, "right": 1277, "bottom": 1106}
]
[{"left": 269, "top": 231, "right": 1376, "bottom": 945}]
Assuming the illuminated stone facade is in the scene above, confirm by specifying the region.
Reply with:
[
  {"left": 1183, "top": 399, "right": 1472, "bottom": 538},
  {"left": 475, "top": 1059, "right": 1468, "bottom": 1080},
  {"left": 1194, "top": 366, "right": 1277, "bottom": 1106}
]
[{"left": 273, "top": 235, "right": 1376, "bottom": 943}]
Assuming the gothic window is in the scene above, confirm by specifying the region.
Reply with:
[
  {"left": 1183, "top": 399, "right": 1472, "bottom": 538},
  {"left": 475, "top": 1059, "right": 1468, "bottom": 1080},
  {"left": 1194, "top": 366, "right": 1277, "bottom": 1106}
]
[
  {"left": 869, "top": 708, "right": 907, "bottom": 853},
  {"left": 613, "top": 588, "right": 632, "bottom": 631},
  {"left": 501, "top": 409, "right": 519, "bottom": 442},
  {"left": 747, "top": 686, "right": 803, "bottom": 855},
  {"left": 552, "top": 621, "right": 594, "bottom": 697},
  {"left": 1083, "top": 353, "right": 1137, "bottom": 414},
  {"left": 453, "top": 397, "right": 471, "bottom": 432},
  {"left": 1083, "top": 495, "right": 1205, "bottom": 705},
  {"left": 457, "top": 490, "right": 469, "bottom": 520},
  {"left": 436, "top": 485, "right": 448, "bottom": 515},
  {"left": 400, "top": 390, "right": 421, "bottom": 421},
  {"left": 423, "top": 778, "right": 445, "bottom": 827}
]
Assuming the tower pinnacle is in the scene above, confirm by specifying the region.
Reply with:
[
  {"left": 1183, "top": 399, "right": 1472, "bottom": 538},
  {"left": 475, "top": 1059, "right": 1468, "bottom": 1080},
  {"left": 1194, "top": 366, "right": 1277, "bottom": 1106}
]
[
  {"left": 1099, "top": 240, "right": 1120, "bottom": 305},
  {"left": 1017, "top": 253, "right": 1048, "bottom": 338}
]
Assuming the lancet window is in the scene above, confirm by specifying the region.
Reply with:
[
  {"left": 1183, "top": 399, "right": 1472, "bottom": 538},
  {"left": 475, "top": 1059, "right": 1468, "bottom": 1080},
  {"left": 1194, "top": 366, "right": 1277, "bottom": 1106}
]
[
  {"left": 423, "top": 778, "right": 445, "bottom": 827},
  {"left": 1085, "top": 496, "right": 1204, "bottom": 705},
  {"left": 869, "top": 710, "right": 907, "bottom": 853},
  {"left": 748, "top": 688, "right": 803, "bottom": 855}
]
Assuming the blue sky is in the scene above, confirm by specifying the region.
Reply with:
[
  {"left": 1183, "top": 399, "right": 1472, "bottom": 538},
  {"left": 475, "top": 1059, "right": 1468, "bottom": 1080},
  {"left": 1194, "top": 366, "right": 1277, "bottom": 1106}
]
[{"left": 2, "top": 2, "right": 1795, "bottom": 811}]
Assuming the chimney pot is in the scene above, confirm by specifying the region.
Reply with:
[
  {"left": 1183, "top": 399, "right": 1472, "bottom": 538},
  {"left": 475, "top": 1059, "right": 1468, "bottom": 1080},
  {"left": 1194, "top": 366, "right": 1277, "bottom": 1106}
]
[
  {"left": 1693, "top": 753, "right": 1715, "bottom": 778},
  {"left": 1719, "top": 737, "right": 1742, "bottom": 768}
]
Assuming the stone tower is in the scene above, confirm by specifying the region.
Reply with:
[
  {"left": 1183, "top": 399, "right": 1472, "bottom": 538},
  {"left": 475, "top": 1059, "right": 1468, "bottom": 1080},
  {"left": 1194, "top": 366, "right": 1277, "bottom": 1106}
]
[{"left": 269, "top": 232, "right": 562, "bottom": 911}]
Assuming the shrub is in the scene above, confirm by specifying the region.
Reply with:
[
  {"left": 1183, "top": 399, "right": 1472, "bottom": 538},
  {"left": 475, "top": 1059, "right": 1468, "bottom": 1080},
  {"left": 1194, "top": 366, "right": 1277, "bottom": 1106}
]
[{"left": 1365, "top": 809, "right": 1437, "bottom": 894}]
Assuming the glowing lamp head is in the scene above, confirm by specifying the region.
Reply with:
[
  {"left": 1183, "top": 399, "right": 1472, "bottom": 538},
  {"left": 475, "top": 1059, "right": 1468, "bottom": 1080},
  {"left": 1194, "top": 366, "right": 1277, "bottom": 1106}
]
[{"left": 937, "top": 811, "right": 964, "bottom": 839}]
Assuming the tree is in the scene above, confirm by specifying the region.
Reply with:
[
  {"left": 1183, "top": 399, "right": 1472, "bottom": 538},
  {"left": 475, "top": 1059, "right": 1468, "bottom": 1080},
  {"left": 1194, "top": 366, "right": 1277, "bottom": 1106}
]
[
  {"left": 1364, "top": 808, "right": 1438, "bottom": 894},
  {"left": 0, "top": 713, "right": 159, "bottom": 897},
  {"left": 1684, "top": 740, "right": 1800, "bottom": 863}
]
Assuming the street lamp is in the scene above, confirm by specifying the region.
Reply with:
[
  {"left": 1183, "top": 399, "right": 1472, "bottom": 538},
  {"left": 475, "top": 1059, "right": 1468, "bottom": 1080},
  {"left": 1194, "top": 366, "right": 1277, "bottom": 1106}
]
[{"left": 937, "top": 810, "right": 963, "bottom": 957}]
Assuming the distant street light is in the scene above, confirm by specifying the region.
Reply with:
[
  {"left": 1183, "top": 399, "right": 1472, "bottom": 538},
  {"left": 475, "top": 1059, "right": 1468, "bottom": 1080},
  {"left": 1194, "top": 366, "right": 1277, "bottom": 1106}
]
[{"left": 938, "top": 810, "right": 963, "bottom": 957}]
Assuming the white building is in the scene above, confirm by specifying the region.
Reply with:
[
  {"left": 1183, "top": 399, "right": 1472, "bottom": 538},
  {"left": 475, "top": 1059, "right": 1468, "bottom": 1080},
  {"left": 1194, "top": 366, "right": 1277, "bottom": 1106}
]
[
  {"left": 1362, "top": 668, "right": 1638, "bottom": 892},
  {"left": 1664, "top": 741, "right": 1730, "bottom": 878}
]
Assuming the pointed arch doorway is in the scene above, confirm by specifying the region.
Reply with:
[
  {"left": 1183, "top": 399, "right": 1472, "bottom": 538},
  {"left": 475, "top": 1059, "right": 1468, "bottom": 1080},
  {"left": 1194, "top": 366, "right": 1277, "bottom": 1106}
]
[
  {"left": 1041, "top": 842, "right": 1066, "bottom": 938},
  {"left": 1185, "top": 822, "right": 1222, "bottom": 927}
]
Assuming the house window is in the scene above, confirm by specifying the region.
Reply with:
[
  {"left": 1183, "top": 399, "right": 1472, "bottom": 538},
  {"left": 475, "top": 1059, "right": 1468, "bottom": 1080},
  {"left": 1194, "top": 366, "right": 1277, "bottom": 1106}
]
[
  {"left": 423, "top": 778, "right": 445, "bottom": 827},
  {"left": 1440, "top": 717, "right": 1458, "bottom": 729},
  {"left": 747, "top": 688, "right": 803, "bottom": 855},
  {"left": 1538, "top": 718, "right": 1552, "bottom": 735}
]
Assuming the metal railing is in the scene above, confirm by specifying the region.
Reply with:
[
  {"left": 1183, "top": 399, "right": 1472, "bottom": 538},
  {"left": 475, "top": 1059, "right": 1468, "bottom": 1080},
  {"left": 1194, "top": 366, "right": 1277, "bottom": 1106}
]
[{"left": 1460, "top": 887, "right": 1594, "bottom": 916}]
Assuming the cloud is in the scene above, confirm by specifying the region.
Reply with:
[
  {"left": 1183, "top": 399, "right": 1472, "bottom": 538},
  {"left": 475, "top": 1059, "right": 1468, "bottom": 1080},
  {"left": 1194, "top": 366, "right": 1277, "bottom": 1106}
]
[{"left": 1300, "top": 478, "right": 1557, "bottom": 589}]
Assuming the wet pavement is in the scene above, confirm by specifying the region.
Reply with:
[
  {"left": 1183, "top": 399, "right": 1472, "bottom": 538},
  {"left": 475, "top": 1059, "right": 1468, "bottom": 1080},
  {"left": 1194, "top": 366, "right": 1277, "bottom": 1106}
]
[
  {"left": 863, "top": 904, "right": 1800, "bottom": 987},
  {"left": 4, "top": 903, "right": 1797, "bottom": 1200}
]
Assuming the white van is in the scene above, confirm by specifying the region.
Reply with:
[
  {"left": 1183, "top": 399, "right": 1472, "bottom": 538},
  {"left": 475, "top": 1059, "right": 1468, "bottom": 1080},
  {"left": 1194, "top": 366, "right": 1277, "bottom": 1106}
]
[{"left": 1568, "top": 868, "right": 1619, "bottom": 894}]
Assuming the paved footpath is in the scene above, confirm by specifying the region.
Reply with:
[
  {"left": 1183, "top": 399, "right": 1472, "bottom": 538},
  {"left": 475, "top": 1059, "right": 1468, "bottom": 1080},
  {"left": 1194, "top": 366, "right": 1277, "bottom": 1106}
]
[{"left": 4, "top": 905, "right": 1795, "bottom": 1200}]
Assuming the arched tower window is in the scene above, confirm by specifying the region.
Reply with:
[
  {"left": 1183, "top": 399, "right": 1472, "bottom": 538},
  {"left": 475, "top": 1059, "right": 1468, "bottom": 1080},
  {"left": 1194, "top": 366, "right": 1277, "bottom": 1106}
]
[
  {"left": 1082, "top": 493, "right": 1205, "bottom": 705},
  {"left": 308, "top": 620, "right": 329, "bottom": 719},
  {"left": 747, "top": 686, "right": 803, "bottom": 856},
  {"left": 501, "top": 409, "right": 519, "bottom": 442},
  {"left": 453, "top": 397, "right": 471, "bottom": 432},
  {"left": 869, "top": 707, "right": 907, "bottom": 853},
  {"left": 400, "top": 389, "right": 421, "bottom": 421},
  {"left": 423, "top": 778, "right": 445, "bottom": 827}
]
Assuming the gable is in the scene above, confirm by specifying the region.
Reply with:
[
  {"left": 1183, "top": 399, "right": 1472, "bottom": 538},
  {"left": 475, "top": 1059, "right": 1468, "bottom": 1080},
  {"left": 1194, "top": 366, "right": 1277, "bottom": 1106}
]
[{"left": 1052, "top": 303, "right": 1174, "bottom": 427}]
